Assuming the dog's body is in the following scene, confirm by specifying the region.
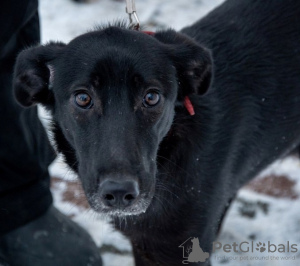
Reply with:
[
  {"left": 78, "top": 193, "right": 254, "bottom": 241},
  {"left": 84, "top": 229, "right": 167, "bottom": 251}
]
[{"left": 13, "top": 0, "right": 300, "bottom": 265}]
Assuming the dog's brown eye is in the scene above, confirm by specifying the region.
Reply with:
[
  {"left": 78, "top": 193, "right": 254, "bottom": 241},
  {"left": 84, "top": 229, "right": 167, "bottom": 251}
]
[
  {"left": 143, "top": 92, "right": 160, "bottom": 107},
  {"left": 75, "top": 92, "right": 93, "bottom": 108}
]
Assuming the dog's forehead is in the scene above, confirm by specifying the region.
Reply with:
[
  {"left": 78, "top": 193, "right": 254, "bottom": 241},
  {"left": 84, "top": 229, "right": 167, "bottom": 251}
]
[{"left": 57, "top": 28, "right": 173, "bottom": 89}]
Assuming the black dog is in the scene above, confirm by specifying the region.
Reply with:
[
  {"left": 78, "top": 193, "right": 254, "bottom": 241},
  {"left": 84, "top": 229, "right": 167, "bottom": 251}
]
[{"left": 13, "top": 0, "right": 300, "bottom": 265}]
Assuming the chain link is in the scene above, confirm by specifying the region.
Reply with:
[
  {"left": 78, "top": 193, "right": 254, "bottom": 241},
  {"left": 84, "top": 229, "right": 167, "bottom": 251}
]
[{"left": 125, "top": 0, "right": 140, "bottom": 30}]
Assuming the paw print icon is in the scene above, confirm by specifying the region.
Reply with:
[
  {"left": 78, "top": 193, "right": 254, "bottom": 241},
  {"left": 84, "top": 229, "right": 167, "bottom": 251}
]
[{"left": 256, "top": 242, "right": 266, "bottom": 252}]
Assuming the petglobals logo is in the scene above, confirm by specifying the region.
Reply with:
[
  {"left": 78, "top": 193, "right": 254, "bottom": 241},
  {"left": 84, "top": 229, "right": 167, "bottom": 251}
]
[
  {"left": 179, "top": 237, "right": 210, "bottom": 264},
  {"left": 212, "top": 241, "right": 298, "bottom": 253},
  {"left": 179, "top": 238, "right": 298, "bottom": 264}
]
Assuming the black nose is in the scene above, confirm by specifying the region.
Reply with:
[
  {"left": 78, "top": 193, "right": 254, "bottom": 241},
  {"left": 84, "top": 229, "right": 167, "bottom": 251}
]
[{"left": 99, "top": 180, "right": 139, "bottom": 208}]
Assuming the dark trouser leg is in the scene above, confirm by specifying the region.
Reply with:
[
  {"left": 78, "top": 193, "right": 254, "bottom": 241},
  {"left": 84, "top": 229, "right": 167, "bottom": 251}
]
[{"left": 0, "top": 0, "right": 54, "bottom": 236}]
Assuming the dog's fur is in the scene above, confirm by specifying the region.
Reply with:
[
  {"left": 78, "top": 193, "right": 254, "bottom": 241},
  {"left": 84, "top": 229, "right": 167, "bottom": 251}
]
[{"left": 13, "top": 0, "right": 300, "bottom": 265}]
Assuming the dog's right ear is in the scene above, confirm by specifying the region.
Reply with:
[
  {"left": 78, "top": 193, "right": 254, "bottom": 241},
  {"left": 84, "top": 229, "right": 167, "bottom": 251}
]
[{"left": 13, "top": 42, "right": 66, "bottom": 108}]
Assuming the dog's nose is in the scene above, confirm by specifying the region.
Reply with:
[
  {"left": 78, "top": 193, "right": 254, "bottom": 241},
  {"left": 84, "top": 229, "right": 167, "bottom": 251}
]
[{"left": 99, "top": 180, "right": 139, "bottom": 208}]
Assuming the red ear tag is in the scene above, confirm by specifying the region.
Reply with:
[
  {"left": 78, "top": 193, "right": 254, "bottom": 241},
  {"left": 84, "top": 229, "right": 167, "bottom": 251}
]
[{"left": 184, "top": 96, "right": 195, "bottom": 116}]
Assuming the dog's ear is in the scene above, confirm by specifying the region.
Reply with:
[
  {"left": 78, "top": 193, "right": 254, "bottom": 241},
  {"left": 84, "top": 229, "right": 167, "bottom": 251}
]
[
  {"left": 13, "top": 42, "right": 66, "bottom": 108},
  {"left": 154, "top": 30, "right": 212, "bottom": 98}
]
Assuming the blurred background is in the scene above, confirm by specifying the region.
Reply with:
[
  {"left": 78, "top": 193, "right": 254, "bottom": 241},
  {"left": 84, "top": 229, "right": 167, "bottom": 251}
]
[{"left": 38, "top": 0, "right": 300, "bottom": 265}]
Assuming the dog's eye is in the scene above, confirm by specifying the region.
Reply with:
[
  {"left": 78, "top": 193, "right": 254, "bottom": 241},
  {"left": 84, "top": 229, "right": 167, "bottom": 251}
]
[
  {"left": 74, "top": 92, "right": 93, "bottom": 109},
  {"left": 143, "top": 91, "right": 160, "bottom": 107}
]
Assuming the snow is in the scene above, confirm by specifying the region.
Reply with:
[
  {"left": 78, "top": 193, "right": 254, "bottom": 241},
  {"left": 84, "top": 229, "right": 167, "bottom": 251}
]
[
  {"left": 38, "top": 0, "right": 300, "bottom": 265},
  {"left": 39, "top": 0, "right": 225, "bottom": 43}
]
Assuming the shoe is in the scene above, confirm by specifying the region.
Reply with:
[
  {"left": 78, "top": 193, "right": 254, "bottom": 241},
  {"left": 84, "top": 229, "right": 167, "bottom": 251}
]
[
  {"left": 0, "top": 250, "right": 9, "bottom": 266},
  {"left": 0, "top": 206, "right": 102, "bottom": 266}
]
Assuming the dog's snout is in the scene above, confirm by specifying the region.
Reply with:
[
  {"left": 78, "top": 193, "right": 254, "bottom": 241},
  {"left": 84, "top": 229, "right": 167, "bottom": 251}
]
[{"left": 99, "top": 179, "right": 139, "bottom": 208}]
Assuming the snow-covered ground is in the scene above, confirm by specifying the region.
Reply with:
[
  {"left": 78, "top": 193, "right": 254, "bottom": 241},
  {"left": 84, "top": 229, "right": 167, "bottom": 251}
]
[{"left": 39, "top": 0, "right": 300, "bottom": 265}]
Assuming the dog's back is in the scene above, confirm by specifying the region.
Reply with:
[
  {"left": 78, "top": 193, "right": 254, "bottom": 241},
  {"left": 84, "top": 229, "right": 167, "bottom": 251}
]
[{"left": 182, "top": 0, "right": 300, "bottom": 187}]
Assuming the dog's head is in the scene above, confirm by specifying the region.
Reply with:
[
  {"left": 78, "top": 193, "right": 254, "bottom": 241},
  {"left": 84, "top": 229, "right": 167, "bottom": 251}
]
[{"left": 13, "top": 25, "right": 212, "bottom": 216}]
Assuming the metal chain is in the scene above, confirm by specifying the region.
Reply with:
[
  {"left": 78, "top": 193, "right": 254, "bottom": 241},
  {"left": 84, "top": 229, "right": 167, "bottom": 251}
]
[{"left": 125, "top": 0, "right": 140, "bottom": 30}]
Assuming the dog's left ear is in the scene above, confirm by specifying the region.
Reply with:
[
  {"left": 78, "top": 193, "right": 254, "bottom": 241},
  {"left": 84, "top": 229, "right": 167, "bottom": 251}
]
[
  {"left": 13, "top": 42, "right": 65, "bottom": 108},
  {"left": 154, "top": 30, "right": 212, "bottom": 98}
]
